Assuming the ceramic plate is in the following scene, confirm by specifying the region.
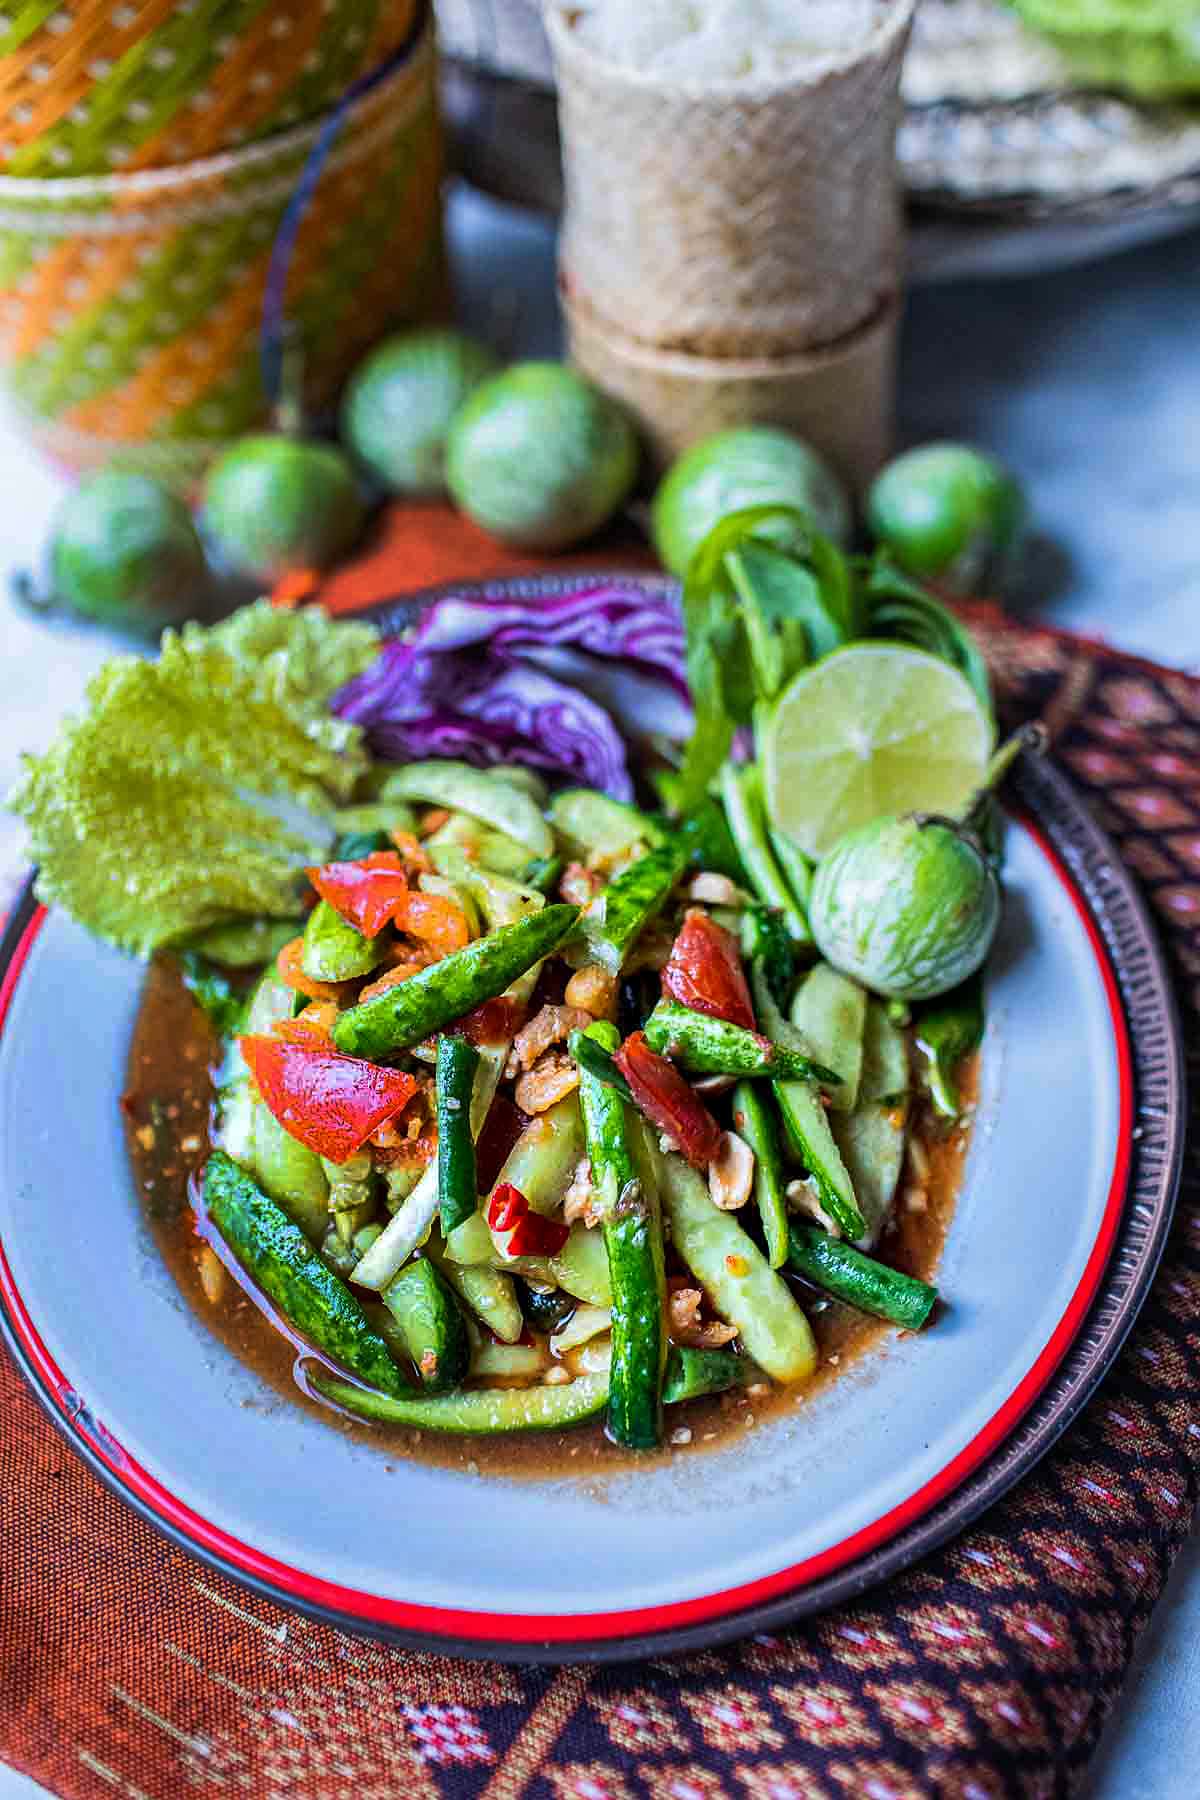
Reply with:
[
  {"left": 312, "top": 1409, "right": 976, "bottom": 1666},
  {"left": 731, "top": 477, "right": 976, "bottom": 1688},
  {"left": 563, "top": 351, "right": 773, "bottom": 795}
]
[{"left": 0, "top": 580, "right": 1184, "bottom": 1662}]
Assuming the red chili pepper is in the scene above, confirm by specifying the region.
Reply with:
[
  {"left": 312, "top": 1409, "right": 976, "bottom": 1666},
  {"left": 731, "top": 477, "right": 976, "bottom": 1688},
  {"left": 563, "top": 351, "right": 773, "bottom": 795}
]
[
  {"left": 507, "top": 1214, "right": 570, "bottom": 1257},
  {"left": 613, "top": 1030, "right": 723, "bottom": 1170},
  {"left": 662, "top": 910, "right": 756, "bottom": 1032},
  {"left": 458, "top": 995, "right": 528, "bottom": 1046},
  {"left": 488, "top": 1182, "right": 527, "bottom": 1231},
  {"left": 307, "top": 851, "right": 409, "bottom": 938},
  {"left": 239, "top": 1036, "right": 418, "bottom": 1165},
  {"left": 484, "top": 1180, "right": 570, "bottom": 1256}
]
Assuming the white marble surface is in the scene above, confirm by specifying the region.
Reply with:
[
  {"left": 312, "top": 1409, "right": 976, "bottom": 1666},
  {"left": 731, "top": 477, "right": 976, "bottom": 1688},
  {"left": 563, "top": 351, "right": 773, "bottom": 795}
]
[{"left": 1, "top": 184, "right": 1199, "bottom": 1798}]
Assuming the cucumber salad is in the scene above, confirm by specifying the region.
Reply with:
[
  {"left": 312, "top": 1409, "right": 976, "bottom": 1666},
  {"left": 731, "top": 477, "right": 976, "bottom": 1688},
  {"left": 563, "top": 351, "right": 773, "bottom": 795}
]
[{"left": 14, "top": 504, "right": 1033, "bottom": 1457}]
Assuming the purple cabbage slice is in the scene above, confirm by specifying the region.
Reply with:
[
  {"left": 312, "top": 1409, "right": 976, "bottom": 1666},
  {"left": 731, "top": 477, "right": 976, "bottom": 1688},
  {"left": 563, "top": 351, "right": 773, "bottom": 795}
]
[{"left": 333, "top": 580, "right": 692, "bottom": 800}]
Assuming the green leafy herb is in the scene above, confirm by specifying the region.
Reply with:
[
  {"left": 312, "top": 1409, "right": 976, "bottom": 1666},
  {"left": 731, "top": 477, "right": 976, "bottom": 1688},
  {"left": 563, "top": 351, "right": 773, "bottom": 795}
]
[
  {"left": 10, "top": 605, "right": 379, "bottom": 957},
  {"left": 179, "top": 952, "right": 246, "bottom": 1037},
  {"left": 672, "top": 506, "right": 856, "bottom": 812},
  {"left": 861, "top": 553, "right": 994, "bottom": 722}
]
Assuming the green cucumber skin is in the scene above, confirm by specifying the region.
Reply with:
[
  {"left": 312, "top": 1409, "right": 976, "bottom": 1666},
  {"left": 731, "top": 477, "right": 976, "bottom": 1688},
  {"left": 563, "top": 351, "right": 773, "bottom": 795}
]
[
  {"left": 568, "top": 1028, "right": 635, "bottom": 1104},
  {"left": 311, "top": 1355, "right": 748, "bottom": 1434},
  {"left": 748, "top": 962, "right": 866, "bottom": 1244},
  {"left": 436, "top": 1034, "right": 480, "bottom": 1234},
  {"left": 549, "top": 788, "right": 667, "bottom": 861},
  {"left": 379, "top": 760, "right": 554, "bottom": 856},
  {"left": 302, "top": 899, "right": 384, "bottom": 982},
  {"left": 732, "top": 1080, "right": 789, "bottom": 1269},
  {"left": 644, "top": 999, "right": 839, "bottom": 1086},
  {"left": 578, "top": 1024, "right": 667, "bottom": 1450},
  {"left": 773, "top": 1079, "right": 866, "bottom": 1243},
  {"left": 332, "top": 904, "right": 580, "bottom": 1059},
  {"left": 311, "top": 1369, "right": 610, "bottom": 1433},
  {"left": 382, "top": 1258, "right": 470, "bottom": 1392},
  {"left": 786, "top": 1221, "right": 937, "bottom": 1330},
  {"left": 790, "top": 963, "right": 867, "bottom": 1113},
  {"left": 202, "top": 1152, "right": 410, "bottom": 1397},
  {"left": 582, "top": 841, "right": 687, "bottom": 977}
]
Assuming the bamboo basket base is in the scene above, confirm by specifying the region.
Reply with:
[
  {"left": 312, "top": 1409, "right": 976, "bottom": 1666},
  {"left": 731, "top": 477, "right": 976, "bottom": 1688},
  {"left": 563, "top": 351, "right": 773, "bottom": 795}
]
[{"left": 563, "top": 289, "right": 899, "bottom": 494}]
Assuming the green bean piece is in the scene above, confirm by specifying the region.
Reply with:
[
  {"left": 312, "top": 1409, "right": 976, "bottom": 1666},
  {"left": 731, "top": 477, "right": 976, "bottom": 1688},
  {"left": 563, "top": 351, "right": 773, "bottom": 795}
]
[
  {"left": 332, "top": 904, "right": 580, "bottom": 1060},
  {"left": 581, "top": 841, "right": 688, "bottom": 977},
  {"left": 577, "top": 1020, "right": 668, "bottom": 1450},
  {"left": 732, "top": 1081, "right": 790, "bottom": 1268},
  {"left": 436, "top": 1034, "right": 481, "bottom": 1235},
  {"left": 786, "top": 1221, "right": 938, "bottom": 1330},
  {"left": 663, "top": 1346, "right": 752, "bottom": 1403},
  {"left": 644, "top": 999, "right": 841, "bottom": 1087},
  {"left": 915, "top": 975, "right": 984, "bottom": 1118},
  {"left": 568, "top": 1027, "right": 635, "bottom": 1104}
]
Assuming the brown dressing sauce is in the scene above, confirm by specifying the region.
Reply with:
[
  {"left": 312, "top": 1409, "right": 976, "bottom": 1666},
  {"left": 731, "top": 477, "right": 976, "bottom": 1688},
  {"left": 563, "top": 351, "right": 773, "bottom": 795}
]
[{"left": 125, "top": 958, "right": 976, "bottom": 1480}]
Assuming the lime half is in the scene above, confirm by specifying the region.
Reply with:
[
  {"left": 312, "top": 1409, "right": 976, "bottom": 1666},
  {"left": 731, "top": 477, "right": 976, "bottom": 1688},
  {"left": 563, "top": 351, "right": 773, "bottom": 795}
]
[{"left": 762, "top": 643, "right": 993, "bottom": 860}]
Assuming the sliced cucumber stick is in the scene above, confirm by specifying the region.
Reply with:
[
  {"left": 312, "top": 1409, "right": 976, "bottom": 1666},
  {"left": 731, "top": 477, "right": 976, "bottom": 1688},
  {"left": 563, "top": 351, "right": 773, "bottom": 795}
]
[
  {"left": 790, "top": 963, "right": 867, "bottom": 1112},
  {"left": 203, "top": 1152, "right": 409, "bottom": 1397},
  {"left": 383, "top": 1258, "right": 470, "bottom": 1391}
]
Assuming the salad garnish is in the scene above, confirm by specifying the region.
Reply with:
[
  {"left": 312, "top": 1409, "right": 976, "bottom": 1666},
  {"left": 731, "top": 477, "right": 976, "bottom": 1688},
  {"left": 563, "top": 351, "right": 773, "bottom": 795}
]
[{"left": 18, "top": 500, "right": 1033, "bottom": 1454}]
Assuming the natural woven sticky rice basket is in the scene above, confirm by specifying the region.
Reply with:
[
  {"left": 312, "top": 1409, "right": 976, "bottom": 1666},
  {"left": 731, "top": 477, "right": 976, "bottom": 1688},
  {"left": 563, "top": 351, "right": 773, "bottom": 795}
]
[
  {"left": 547, "top": 1, "right": 915, "bottom": 360},
  {"left": 0, "top": 0, "right": 422, "bottom": 177},
  {"left": 564, "top": 288, "right": 898, "bottom": 493},
  {"left": 0, "top": 18, "right": 446, "bottom": 484}
]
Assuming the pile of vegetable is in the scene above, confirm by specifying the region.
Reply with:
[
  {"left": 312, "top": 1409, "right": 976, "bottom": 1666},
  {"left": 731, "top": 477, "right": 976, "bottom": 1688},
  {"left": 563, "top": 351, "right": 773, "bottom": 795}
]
[{"left": 12, "top": 492, "right": 1028, "bottom": 1451}]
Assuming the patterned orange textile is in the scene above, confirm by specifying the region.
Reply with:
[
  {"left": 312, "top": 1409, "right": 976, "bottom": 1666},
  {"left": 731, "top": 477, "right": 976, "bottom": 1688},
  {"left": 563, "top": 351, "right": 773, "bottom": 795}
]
[{"left": 3, "top": 506, "right": 1198, "bottom": 1799}]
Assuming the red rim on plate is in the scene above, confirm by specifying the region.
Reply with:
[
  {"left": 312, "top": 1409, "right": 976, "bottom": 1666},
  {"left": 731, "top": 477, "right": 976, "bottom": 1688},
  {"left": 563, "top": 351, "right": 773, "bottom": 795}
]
[{"left": 0, "top": 764, "right": 1179, "bottom": 1661}]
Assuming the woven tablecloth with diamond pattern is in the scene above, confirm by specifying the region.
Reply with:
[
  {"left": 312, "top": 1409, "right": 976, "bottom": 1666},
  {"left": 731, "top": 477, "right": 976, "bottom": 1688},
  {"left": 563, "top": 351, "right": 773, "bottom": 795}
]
[{"left": 3, "top": 510, "right": 1198, "bottom": 1800}]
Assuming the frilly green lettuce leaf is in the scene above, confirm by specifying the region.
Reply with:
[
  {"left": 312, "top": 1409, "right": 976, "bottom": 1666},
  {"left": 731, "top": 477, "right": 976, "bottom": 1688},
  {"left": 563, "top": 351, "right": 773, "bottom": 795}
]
[{"left": 10, "top": 604, "right": 380, "bottom": 957}]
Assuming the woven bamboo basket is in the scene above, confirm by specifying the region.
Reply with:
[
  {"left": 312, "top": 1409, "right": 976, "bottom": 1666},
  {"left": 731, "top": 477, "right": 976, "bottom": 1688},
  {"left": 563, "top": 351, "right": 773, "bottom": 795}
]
[
  {"left": 0, "top": 0, "right": 421, "bottom": 178},
  {"left": 564, "top": 288, "right": 898, "bottom": 494},
  {"left": 0, "top": 19, "right": 446, "bottom": 485},
  {"left": 547, "top": 1, "right": 914, "bottom": 360}
]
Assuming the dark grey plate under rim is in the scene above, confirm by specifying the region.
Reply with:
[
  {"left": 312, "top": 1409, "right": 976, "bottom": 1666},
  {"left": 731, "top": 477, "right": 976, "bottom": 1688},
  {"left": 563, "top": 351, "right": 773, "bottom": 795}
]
[{"left": 0, "top": 572, "right": 1186, "bottom": 1663}]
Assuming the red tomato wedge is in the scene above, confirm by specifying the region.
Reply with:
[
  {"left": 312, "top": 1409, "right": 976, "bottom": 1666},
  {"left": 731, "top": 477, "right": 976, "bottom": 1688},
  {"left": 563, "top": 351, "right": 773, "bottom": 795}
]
[
  {"left": 613, "top": 1030, "right": 722, "bottom": 1170},
  {"left": 307, "top": 852, "right": 409, "bottom": 938},
  {"left": 239, "top": 1036, "right": 419, "bottom": 1165},
  {"left": 662, "top": 910, "right": 756, "bottom": 1032}
]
